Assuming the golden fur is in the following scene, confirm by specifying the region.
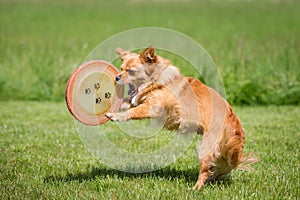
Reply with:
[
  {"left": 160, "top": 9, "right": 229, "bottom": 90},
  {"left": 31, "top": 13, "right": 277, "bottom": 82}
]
[{"left": 106, "top": 47, "right": 258, "bottom": 190}]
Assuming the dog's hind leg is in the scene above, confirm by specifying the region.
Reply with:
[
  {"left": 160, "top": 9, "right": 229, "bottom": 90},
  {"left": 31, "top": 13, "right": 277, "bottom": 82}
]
[
  {"left": 193, "top": 138, "right": 221, "bottom": 190},
  {"left": 193, "top": 154, "right": 214, "bottom": 190}
]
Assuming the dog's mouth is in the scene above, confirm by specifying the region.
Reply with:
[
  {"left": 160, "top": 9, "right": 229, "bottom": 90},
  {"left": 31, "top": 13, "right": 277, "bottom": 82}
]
[
  {"left": 115, "top": 75, "right": 137, "bottom": 97},
  {"left": 128, "top": 84, "right": 137, "bottom": 97}
]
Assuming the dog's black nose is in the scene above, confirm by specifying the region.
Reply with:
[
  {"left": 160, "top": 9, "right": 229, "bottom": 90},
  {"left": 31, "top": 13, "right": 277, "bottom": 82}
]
[{"left": 116, "top": 75, "right": 121, "bottom": 82}]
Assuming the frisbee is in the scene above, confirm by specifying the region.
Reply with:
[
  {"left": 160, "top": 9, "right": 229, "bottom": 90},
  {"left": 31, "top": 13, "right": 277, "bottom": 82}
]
[{"left": 66, "top": 60, "right": 123, "bottom": 125}]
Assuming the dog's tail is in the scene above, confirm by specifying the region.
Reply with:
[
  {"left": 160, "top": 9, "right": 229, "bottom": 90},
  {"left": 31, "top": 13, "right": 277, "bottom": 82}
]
[{"left": 237, "top": 154, "right": 260, "bottom": 171}]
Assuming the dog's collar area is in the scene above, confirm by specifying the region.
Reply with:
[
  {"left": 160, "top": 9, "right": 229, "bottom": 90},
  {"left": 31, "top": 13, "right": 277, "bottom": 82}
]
[{"left": 127, "top": 82, "right": 162, "bottom": 107}]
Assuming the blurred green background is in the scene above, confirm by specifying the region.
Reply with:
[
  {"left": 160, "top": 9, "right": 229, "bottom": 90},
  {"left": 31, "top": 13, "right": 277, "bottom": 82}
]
[{"left": 0, "top": 0, "right": 299, "bottom": 104}]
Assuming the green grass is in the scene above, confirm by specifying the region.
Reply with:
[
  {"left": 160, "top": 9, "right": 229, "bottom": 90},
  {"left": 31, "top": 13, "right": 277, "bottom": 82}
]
[
  {"left": 0, "top": 101, "right": 299, "bottom": 199},
  {"left": 0, "top": 0, "right": 299, "bottom": 104}
]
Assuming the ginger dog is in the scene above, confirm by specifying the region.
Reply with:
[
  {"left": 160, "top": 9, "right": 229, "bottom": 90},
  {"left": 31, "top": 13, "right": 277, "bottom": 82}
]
[{"left": 106, "top": 47, "right": 258, "bottom": 190}]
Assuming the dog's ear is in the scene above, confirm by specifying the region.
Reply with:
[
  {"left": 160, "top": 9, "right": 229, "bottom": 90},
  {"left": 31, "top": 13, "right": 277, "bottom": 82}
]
[
  {"left": 115, "top": 48, "right": 126, "bottom": 55},
  {"left": 140, "top": 46, "right": 158, "bottom": 64},
  {"left": 115, "top": 48, "right": 129, "bottom": 61}
]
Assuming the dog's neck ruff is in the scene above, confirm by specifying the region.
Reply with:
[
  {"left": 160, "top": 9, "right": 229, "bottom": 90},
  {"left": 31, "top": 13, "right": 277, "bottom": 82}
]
[{"left": 150, "top": 65, "right": 180, "bottom": 86}]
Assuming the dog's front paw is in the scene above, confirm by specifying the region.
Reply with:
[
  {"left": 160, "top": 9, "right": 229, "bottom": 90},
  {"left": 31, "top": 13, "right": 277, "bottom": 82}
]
[
  {"left": 105, "top": 112, "right": 129, "bottom": 122},
  {"left": 105, "top": 113, "right": 115, "bottom": 120}
]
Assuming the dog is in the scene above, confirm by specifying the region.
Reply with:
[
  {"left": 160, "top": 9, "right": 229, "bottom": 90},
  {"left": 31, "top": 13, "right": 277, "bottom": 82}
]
[{"left": 106, "top": 46, "right": 258, "bottom": 190}]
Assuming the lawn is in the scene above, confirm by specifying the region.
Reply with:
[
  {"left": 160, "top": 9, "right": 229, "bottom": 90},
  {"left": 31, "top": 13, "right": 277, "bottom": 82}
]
[
  {"left": 0, "top": 0, "right": 299, "bottom": 199},
  {"left": 0, "top": 101, "right": 299, "bottom": 199}
]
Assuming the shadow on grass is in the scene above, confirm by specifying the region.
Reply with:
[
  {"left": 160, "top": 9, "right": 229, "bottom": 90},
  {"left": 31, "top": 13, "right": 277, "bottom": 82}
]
[{"left": 44, "top": 166, "right": 232, "bottom": 188}]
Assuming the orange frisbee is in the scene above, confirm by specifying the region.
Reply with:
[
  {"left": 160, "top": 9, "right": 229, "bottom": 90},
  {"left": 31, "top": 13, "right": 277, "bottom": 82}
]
[{"left": 66, "top": 60, "right": 123, "bottom": 125}]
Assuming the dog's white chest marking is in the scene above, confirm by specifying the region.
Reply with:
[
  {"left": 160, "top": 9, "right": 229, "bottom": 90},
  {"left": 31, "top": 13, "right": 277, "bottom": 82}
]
[{"left": 131, "top": 95, "right": 138, "bottom": 106}]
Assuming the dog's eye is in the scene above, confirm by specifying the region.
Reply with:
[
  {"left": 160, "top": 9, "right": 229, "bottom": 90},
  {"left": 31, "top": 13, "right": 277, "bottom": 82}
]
[{"left": 128, "top": 69, "right": 136, "bottom": 76}]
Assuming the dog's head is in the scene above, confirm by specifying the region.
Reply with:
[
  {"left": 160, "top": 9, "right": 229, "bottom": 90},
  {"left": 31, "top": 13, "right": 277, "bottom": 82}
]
[{"left": 115, "top": 46, "right": 172, "bottom": 87}]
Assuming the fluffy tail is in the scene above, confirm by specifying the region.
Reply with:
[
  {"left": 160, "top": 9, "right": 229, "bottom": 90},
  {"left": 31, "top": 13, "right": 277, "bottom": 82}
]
[{"left": 237, "top": 154, "right": 260, "bottom": 171}]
